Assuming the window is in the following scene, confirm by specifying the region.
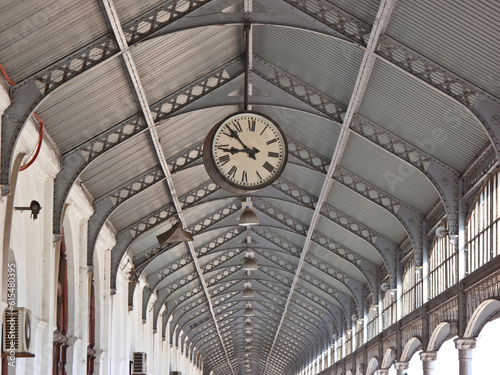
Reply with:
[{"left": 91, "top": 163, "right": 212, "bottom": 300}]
[
  {"left": 354, "top": 319, "right": 364, "bottom": 349},
  {"left": 466, "top": 171, "right": 500, "bottom": 273},
  {"left": 382, "top": 290, "right": 396, "bottom": 330},
  {"left": 402, "top": 255, "right": 422, "bottom": 316},
  {"left": 429, "top": 224, "right": 457, "bottom": 298},
  {"left": 367, "top": 302, "right": 379, "bottom": 340}
]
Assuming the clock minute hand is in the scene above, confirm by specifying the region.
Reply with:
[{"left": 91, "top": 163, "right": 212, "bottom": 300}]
[{"left": 226, "top": 126, "right": 260, "bottom": 159}]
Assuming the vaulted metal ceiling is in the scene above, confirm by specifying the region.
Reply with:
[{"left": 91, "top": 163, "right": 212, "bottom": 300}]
[{"left": 1, "top": 0, "right": 499, "bottom": 374}]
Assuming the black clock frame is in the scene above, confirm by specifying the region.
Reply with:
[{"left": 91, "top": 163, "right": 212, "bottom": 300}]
[{"left": 203, "top": 111, "right": 288, "bottom": 195}]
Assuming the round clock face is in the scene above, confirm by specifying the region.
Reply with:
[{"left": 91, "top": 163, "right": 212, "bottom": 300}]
[{"left": 203, "top": 112, "right": 288, "bottom": 193}]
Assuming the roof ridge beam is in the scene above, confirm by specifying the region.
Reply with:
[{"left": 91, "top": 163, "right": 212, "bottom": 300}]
[{"left": 262, "top": 1, "right": 397, "bottom": 372}]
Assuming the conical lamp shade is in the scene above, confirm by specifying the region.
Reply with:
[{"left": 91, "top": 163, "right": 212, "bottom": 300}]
[
  {"left": 157, "top": 222, "right": 193, "bottom": 244},
  {"left": 242, "top": 288, "right": 255, "bottom": 297},
  {"left": 238, "top": 207, "right": 259, "bottom": 226},
  {"left": 244, "top": 322, "right": 253, "bottom": 330},
  {"left": 242, "top": 257, "right": 258, "bottom": 271},
  {"left": 243, "top": 307, "right": 255, "bottom": 316}
]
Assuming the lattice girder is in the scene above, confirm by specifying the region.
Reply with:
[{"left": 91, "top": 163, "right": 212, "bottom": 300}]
[
  {"left": 166, "top": 268, "right": 240, "bottom": 323},
  {"left": 257, "top": 250, "right": 346, "bottom": 325},
  {"left": 258, "top": 279, "right": 334, "bottom": 341},
  {"left": 109, "top": 183, "right": 227, "bottom": 292},
  {"left": 285, "top": 0, "right": 372, "bottom": 45},
  {"left": 351, "top": 115, "right": 459, "bottom": 237},
  {"left": 252, "top": 197, "right": 380, "bottom": 296},
  {"left": 169, "top": 298, "right": 239, "bottom": 341},
  {"left": 334, "top": 166, "right": 424, "bottom": 265},
  {"left": 253, "top": 56, "right": 346, "bottom": 124}
]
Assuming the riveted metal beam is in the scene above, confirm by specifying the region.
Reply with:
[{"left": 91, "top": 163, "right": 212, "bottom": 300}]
[
  {"left": 169, "top": 266, "right": 241, "bottom": 339},
  {"left": 252, "top": 59, "right": 431, "bottom": 264},
  {"left": 334, "top": 167, "right": 424, "bottom": 266},
  {"left": 257, "top": 275, "right": 331, "bottom": 343},
  {"left": 253, "top": 57, "right": 346, "bottom": 124},
  {"left": 284, "top": 0, "right": 372, "bottom": 46}
]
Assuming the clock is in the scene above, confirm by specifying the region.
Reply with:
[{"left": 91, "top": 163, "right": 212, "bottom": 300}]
[{"left": 203, "top": 111, "right": 288, "bottom": 194}]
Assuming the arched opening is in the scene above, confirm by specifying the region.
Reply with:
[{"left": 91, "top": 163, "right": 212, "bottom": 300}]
[
  {"left": 472, "top": 317, "right": 500, "bottom": 372},
  {"left": 53, "top": 234, "right": 68, "bottom": 375},
  {"left": 366, "top": 357, "right": 378, "bottom": 375},
  {"left": 433, "top": 337, "right": 458, "bottom": 374}
]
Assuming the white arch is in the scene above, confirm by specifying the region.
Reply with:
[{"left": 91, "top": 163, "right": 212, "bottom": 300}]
[
  {"left": 427, "top": 321, "right": 457, "bottom": 352},
  {"left": 464, "top": 299, "right": 500, "bottom": 338},
  {"left": 356, "top": 363, "right": 364, "bottom": 375},
  {"left": 401, "top": 336, "right": 422, "bottom": 362},
  {"left": 381, "top": 348, "right": 396, "bottom": 369},
  {"left": 346, "top": 370, "right": 353, "bottom": 375},
  {"left": 367, "top": 357, "right": 379, "bottom": 375}
]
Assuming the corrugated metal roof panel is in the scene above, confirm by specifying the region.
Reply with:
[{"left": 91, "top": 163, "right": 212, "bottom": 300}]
[
  {"left": 0, "top": 1, "right": 108, "bottom": 81},
  {"left": 159, "top": 106, "right": 238, "bottom": 159},
  {"left": 132, "top": 25, "right": 244, "bottom": 104},
  {"left": 300, "top": 263, "right": 352, "bottom": 296},
  {"left": 131, "top": 235, "right": 187, "bottom": 263},
  {"left": 296, "top": 278, "right": 342, "bottom": 309},
  {"left": 316, "top": 216, "right": 384, "bottom": 266},
  {"left": 253, "top": 25, "right": 364, "bottom": 105},
  {"left": 38, "top": 59, "right": 138, "bottom": 153},
  {"left": 327, "top": 181, "right": 407, "bottom": 244},
  {"left": 255, "top": 106, "right": 341, "bottom": 160},
  {"left": 340, "top": 133, "right": 439, "bottom": 214},
  {"left": 386, "top": 0, "right": 500, "bottom": 98},
  {"left": 114, "top": 0, "right": 165, "bottom": 23},
  {"left": 330, "top": 0, "right": 381, "bottom": 24},
  {"left": 359, "top": 60, "right": 489, "bottom": 172},
  {"left": 280, "top": 163, "right": 326, "bottom": 199},
  {"left": 110, "top": 182, "right": 170, "bottom": 232},
  {"left": 81, "top": 132, "right": 159, "bottom": 198},
  {"left": 308, "top": 243, "right": 367, "bottom": 283},
  {"left": 267, "top": 227, "right": 306, "bottom": 250},
  {"left": 262, "top": 198, "right": 314, "bottom": 228},
  {"left": 171, "top": 164, "right": 211, "bottom": 198}
]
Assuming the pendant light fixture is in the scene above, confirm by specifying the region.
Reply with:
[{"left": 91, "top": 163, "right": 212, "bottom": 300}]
[
  {"left": 156, "top": 217, "right": 193, "bottom": 244},
  {"left": 238, "top": 200, "right": 259, "bottom": 226}
]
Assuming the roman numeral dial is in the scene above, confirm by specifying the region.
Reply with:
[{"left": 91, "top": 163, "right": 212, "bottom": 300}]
[{"left": 204, "top": 111, "right": 288, "bottom": 194}]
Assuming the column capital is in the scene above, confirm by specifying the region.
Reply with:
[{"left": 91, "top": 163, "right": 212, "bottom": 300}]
[
  {"left": 394, "top": 361, "right": 409, "bottom": 370},
  {"left": 375, "top": 370, "right": 389, "bottom": 375},
  {"left": 454, "top": 338, "right": 476, "bottom": 350},
  {"left": 420, "top": 351, "right": 437, "bottom": 362}
]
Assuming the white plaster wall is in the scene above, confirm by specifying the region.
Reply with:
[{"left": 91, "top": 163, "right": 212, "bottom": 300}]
[{"left": 0, "top": 76, "right": 203, "bottom": 375}]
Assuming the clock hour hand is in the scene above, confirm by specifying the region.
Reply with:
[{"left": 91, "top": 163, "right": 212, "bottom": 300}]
[{"left": 219, "top": 147, "right": 247, "bottom": 155}]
